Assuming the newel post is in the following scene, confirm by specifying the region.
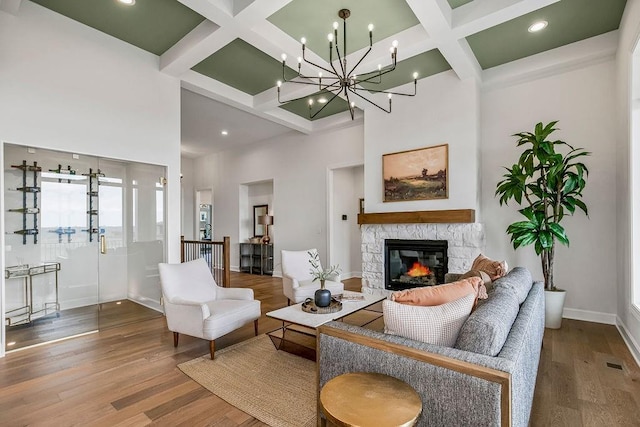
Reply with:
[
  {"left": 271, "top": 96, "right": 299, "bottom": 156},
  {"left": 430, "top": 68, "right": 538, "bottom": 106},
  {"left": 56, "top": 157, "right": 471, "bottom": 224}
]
[{"left": 224, "top": 236, "right": 231, "bottom": 287}]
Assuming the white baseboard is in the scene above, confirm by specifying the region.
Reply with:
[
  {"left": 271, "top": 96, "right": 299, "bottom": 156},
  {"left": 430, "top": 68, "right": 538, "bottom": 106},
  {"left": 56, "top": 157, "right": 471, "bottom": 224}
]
[
  {"left": 616, "top": 316, "right": 640, "bottom": 368},
  {"left": 562, "top": 307, "right": 617, "bottom": 325}
]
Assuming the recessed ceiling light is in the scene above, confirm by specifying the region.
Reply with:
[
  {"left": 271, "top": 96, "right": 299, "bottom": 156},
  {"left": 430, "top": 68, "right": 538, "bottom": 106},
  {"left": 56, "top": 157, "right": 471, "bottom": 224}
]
[
  {"left": 528, "top": 20, "right": 548, "bottom": 33},
  {"left": 117, "top": 0, "right": 135, "bottom": 5},
  {"left": 221, "top": 130, "right": 228, "bottom": 136}
]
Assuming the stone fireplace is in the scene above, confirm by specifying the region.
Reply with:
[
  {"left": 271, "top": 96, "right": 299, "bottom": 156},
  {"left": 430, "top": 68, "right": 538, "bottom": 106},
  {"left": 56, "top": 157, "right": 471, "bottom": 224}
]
[{"left": 359, "top": 210, "right": 485, "bottom": 296}]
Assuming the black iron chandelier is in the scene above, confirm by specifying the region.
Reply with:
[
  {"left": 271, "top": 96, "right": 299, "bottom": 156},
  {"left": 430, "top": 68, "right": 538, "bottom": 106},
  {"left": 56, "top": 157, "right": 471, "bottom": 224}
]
[{"left": 277, "top": 9, "right": 418, "bottom": 120}]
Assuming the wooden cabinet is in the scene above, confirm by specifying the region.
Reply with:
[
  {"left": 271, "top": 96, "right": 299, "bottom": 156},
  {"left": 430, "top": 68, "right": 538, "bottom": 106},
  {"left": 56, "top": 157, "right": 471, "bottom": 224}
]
[{"left": 239, "top": 243, "right": 273, "bottom": 275}]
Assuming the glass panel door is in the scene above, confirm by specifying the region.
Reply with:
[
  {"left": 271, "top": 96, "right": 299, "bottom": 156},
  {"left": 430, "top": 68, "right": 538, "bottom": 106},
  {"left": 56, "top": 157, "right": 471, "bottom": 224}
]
[
  {"left": 97, "top": 159, "right": 164, "bottom": 329},
  {"left": 4, "top": 144, "right": 99, "bottom": 351}
]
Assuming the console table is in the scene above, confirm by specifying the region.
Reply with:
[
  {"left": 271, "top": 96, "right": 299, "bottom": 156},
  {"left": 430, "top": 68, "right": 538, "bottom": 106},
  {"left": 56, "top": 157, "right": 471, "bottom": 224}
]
[
  {"left": 239, "top": 243, "right": 273, "bottom": 275},
  {"left": 4, "top": 262, "right": 61, "bottom": 325}
]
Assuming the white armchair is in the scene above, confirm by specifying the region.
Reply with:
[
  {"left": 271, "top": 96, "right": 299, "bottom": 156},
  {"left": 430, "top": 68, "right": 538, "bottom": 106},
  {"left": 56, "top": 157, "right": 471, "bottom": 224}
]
[
  {"left": 281, "top": 249, "right": 344, "bottom": 304},
  {"left": 158, "top": 258, "right": 261, "bottom": 359}
]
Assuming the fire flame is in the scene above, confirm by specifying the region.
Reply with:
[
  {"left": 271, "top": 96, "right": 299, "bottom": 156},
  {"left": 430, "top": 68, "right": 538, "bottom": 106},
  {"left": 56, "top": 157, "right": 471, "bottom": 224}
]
[{"left": 407, "top": 262, "right": 431, "bottom": 277}]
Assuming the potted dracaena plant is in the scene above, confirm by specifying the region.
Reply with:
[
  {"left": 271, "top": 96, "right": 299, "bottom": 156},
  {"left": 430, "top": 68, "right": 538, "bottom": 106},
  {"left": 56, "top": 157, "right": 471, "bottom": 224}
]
[{"left": 495, "top": 121, "right": 590, "bottom": 329}]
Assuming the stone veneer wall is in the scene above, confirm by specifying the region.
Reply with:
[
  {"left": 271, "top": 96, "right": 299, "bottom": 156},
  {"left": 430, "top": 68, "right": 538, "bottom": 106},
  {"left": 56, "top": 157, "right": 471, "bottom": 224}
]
[{"left": 361, "top": 223, "right": 485, "bottom": 295}]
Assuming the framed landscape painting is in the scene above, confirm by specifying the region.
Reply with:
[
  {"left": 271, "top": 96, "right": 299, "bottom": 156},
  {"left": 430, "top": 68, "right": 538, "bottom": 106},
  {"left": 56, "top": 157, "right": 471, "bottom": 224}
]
[{"left": 383, "top": 144, "right": 448, "bottom": 202}]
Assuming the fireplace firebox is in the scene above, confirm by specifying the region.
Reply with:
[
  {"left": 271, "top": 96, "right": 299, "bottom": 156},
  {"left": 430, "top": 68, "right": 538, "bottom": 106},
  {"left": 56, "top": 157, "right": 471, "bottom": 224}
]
[{"left": 384, "top": 239, "right": 448, "bottom": 290}]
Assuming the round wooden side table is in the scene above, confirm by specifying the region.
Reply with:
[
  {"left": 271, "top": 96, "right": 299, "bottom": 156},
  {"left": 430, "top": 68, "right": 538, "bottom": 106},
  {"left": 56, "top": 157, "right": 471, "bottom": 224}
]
[{"left": 319, "top": 372, "right": 422, "bottom": 427}]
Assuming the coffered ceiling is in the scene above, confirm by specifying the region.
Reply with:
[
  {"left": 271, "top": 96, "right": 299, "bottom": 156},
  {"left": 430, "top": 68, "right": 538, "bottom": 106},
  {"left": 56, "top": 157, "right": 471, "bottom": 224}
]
[{"left": 26, "top": 0, "right": 627, "bottom": 154}]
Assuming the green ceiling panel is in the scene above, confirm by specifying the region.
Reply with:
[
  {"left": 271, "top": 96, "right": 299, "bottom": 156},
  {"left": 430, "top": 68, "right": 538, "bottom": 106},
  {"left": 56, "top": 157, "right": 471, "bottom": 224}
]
[
  {"left": 30, "top": 0, "right": 205, "bottom": 56},
  {"left": 359, "top": 49, "right": 451, "bottom": 92},
  {"left": 268, "top": 0, "right": 419, "bottom": 62},
  {"left": 192, "top": 39, "right": 298, "bottom": 95},
  {"left": 467, "top": 0, "right": 627, "bottom": 70},
  {"left": 447, "top": 0, "right": 474, "bottom": 9},
  {"left": 279, "top": 90, "right": 351, "bottom": 121}
]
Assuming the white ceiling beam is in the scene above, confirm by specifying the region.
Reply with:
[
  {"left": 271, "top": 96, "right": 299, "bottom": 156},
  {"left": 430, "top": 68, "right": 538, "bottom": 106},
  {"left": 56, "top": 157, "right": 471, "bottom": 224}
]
[
  {"left": 160, "top": 21, "right": 232, "bottom": 76},
  {"left": 310, "top": 110, "right": 364, "bottom": 133},
  {"left": 404, "top": 0, "right": 481, "bottom": 81},
  {"left": 0, "top": 0, "right": 22, "bottom": 15},
  {"left": 259, "top": 108, "right": 313, "bottom": 134},
  {"left": 234, "top": 0, "right": 293, "bottom": 26},
  {"left": 177, "top": 0, "right": 234, "bottom": 26},
  {"left": 452, "top": 0, "right": 560, "bottom": 38}
]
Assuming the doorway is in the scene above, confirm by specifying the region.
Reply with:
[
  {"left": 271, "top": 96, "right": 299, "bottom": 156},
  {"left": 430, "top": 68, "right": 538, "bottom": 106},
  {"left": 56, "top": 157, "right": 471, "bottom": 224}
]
[
  {"left": 196, "top": 189, "right": 212, "bottom": 240},
  {"left": 3, "top": 144, "right": 166, "bottom": 351},
  {"left": 329, "top": 164, "right": 364, "bottom": 279}
]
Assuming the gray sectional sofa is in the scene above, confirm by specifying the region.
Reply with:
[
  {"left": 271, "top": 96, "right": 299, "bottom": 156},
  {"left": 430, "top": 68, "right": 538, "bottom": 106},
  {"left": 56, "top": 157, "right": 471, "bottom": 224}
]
[{"left": 317, "top": 267, "right": 545, "bottom": 427}]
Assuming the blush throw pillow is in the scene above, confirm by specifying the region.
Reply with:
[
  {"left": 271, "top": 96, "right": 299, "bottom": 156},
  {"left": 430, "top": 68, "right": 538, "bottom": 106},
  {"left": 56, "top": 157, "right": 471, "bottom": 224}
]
[
  {"left": 383, "top": 292, "right": 476, "bottom": 346},
  {"left": 390, "top": 277, "right": 485, "bottom": 307},
  {"left": 471, "top": 254, "right": 508, "bottom": 281}
]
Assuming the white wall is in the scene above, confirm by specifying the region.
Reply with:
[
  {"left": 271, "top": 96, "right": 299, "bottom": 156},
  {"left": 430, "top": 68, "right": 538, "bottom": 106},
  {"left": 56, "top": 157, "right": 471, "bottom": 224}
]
[
  {"left": 481, "top": 60, "right": 618, "bottom": 322},
  {"left": 195, "top": 125, "right": 364, "bottom": 275},
  {"left": 0, "top": 3, "right": 181, "bottom": 355},
  {"left": 616, "top": 0, "right": 640, "bottom": 362},
  {"left": 0, "top": 2, "right": 181, "bottom": 257},
  {"left": 364, "top": 71, "right": 480, "bottom": 214},
  {"left": 330, "top": 165, "right": 364, "bottom": 278}
]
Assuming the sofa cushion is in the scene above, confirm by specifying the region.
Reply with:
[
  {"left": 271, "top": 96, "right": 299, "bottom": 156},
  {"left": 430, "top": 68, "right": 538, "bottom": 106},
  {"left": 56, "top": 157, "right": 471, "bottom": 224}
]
[
  {"left": 390, "top": 277, "right": 486, "bottom": 307},
  {"left": 492, "top": 267, "right": 533, "bottom": 304},
  {"left": 383, "top": 293, "right": 475, "bottom": 346},
  {"left": 471, "top": 254, "right": 508, "bottom": 281},
  {"left": 454, "top": 287, "right": 520, "bottom": 356}
]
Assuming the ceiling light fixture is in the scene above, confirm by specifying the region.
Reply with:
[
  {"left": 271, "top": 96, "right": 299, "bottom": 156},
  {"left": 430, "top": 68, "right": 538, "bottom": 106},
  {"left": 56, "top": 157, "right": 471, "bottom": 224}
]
[
  {"left": 221, "top": 130, "right": 228, "bottom": 136},
  {"left": 117, "top": 0, "right": 136, "bottom": 5},
  {"left": 528, "top": 20, "right": 548, "bottom": 33},
  {"left": 277, "top": 9, "right": 418, "bottom": 120}
]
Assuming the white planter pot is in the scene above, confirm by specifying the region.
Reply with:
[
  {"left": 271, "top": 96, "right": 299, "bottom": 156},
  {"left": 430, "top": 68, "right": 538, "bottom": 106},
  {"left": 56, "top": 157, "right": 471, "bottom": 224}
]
[{"left": 544, "top": 289, "right": 566, "bottom": 329}]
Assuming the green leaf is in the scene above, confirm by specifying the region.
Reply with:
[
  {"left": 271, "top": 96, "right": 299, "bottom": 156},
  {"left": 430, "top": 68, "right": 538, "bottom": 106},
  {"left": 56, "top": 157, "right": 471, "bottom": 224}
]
[
  {"left": 539, "top": 231, "right": 554, "bottom": 249},
  {"left": 548, "top": 222, "right": 569, "bottom": 245},
  {"left": 574, "top": 199, "right": 588, "bottom": 216}
]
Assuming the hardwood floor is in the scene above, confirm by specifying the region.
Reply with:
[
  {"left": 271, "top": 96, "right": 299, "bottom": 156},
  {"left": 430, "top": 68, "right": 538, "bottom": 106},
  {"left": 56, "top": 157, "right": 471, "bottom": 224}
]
[
  {"left": 5, "top": 300, "right": 162, "bottom": 351},
  {"left": 0, "top": 272, "right": 638, "bottom": 426}
]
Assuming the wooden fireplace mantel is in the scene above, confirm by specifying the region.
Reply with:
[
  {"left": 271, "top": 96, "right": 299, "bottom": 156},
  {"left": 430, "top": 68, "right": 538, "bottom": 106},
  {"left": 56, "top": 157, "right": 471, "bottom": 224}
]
[{"left": 357, "top": 209, "right": 475, "bottom": 225}]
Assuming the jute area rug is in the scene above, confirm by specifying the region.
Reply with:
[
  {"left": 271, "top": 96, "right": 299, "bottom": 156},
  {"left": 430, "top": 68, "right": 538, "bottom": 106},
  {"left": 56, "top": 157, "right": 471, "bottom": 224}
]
[{"left": 178, "top": 334, "right": 316, "bottom": 427}]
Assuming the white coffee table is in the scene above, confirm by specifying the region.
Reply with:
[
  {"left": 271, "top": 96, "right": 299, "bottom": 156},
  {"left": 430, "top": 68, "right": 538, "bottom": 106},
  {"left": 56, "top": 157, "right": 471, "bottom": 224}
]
[{"left": 266, "top": 292, "right": 385, "bottom": 359}]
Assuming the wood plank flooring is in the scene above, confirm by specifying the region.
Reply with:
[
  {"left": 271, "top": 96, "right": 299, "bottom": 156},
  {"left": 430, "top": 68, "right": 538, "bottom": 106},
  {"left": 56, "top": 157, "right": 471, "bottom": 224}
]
[
  {"left": 0, "top": 272, "right": 639, "bottom": 426},
  {"left": 5, "top": 300, "right": 162, "bottom": 351}
]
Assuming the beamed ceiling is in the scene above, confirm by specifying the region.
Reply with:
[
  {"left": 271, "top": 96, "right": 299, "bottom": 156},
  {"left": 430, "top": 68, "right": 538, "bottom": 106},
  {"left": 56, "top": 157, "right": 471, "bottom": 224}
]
[{"left": 26, "top": 0, "right": 627, "bottom": 156}]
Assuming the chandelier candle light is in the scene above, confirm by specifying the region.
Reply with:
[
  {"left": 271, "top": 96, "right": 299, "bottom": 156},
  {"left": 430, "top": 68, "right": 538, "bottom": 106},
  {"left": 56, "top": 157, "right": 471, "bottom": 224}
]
[{"left": 277, "top": 9, "right": 419, "bottom": 120}]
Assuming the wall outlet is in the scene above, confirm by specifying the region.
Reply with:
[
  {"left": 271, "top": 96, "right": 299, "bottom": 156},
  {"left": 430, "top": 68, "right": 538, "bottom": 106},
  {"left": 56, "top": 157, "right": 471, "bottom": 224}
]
[{"left": 342, "top": 214, "right": 347, "bottom": 220}]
